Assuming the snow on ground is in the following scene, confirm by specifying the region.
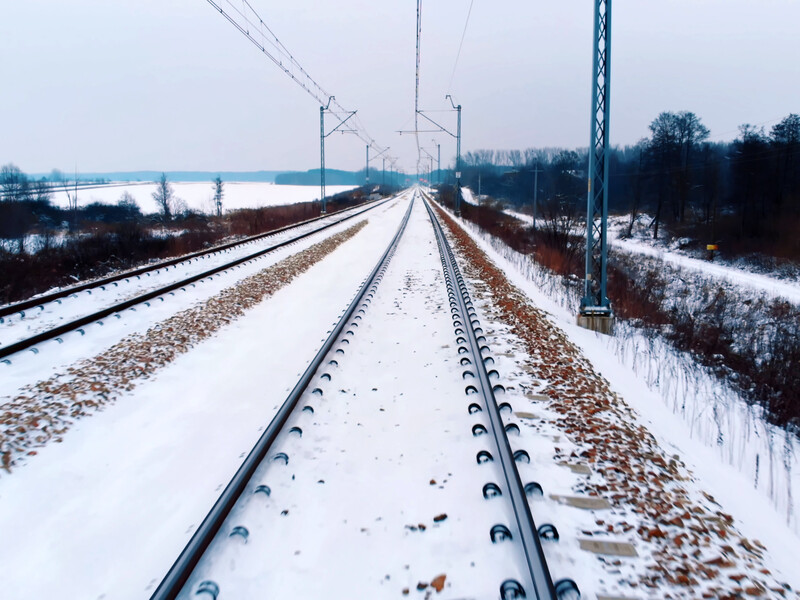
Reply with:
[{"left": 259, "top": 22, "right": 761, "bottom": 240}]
[
  {"left": 0, "top": 232, "right": 73, "bottom": 254},
  {"left": 460, "top": 186, "right": 476, "bottom": 205},
  {"left": 504, "top": 207, "right": 800, "bottom": 304},
  {"left": 608, "top": 218, "right": 800, "bottom": 305},
  {"left": 179, "top": 197, "right": 538, "bottom": 598},
  {"left": 0, "top": 196, "right": 410, "bottom": 599},
  {"left": 2, "top": 188, "right": 798, "bottom": 598},
  {"left": 444, "top": 207, "right": 800, "bottom": 592},
  {"left": 0, "top": 202, "right": 397, "bottom": 414},
  {"left": 609, "top": 214, "right": 800, "bottom": 284},
  {"left": 48, "top": 182, "right": 357, "bottom": 215},
  {"left": 0, "top": 204, "right": 379, "bottom": 352}
]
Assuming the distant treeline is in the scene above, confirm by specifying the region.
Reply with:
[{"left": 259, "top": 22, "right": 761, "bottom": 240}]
[
  {"left": 274, "top": 168, "right": 404, "bottom": 186},
  {"left": 24, "top": 170, "right": 285, "bottom": 184},
  {"left": 454, "top": 112, "right": 800, "bottom": 261}
]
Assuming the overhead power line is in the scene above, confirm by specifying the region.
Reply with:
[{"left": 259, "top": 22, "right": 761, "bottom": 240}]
[
  {"left": 415, "top": 0, "right": 423, "bottom": 170},
  {"left": 448, "top": 0, "right": 475, "bottom": 89},
  {"left": 203, "top": 0, "right": 390, "bottom": 157}
]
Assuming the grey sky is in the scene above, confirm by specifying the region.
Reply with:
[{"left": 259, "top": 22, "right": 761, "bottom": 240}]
[{"left": 1, "top": 0, "right": 798, "bottom": 175}]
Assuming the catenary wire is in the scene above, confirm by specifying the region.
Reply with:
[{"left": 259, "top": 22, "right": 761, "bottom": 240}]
[
  {"left": 203, "top": 0, "right": 390, "bottom": 159},
  {"left": 448, "top": 0, "right": 475, "bottom": 89}
]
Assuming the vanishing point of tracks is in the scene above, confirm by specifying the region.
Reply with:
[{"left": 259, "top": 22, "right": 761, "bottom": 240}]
[
  {"left": 0, "top": 198, "right": 389, "bottom": 362},
  {"left": 150, "top": 190, "right": 580, "bottom": 600}
]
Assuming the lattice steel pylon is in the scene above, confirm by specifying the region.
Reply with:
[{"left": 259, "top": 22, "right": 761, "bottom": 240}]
[{"left": 580, "top": 0, "right": 613, "bottom": 323}]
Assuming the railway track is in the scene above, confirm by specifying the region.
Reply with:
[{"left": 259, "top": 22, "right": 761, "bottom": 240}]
[
  {"left": 148, "top": 189, "right": 579, "bottom": 600},
  {"left": 424, "top": 193, "right": 579, "bottom": 599},
  {"left": 0, "top": 199, "right": 384, "bottom": 323},
  {"left": 0, "top": 196, "right": 394, "bottom": 362}
]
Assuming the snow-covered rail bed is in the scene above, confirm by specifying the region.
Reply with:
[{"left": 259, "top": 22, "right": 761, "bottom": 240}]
[
  {"left": 153, "top": 193, "right": 572, "bottom": 599},
  {"left": 0, "top": 194, "right": 412, "bottom": 598},
  {"left": 0, "top": 200, "right": 386, "bottom": 357},
  {"left": 0, "top": 198, "right": 407, "bottom": 406}
]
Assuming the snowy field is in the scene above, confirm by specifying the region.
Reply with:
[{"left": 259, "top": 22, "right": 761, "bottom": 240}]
[
  {"left": 1, "top": 189, "right": 798, "bottom": 598},
  {"left": 499, "top": 201, "right": 800, "bottom": 304},
  {"left": 1, "top": 183, "right": 358, "bottom": 254},
  {"left": 48, "top": 182, "right": 357, "bottom": 215},
  {"left": 607, "top": 213, "right": 800, "bottom": 300}
]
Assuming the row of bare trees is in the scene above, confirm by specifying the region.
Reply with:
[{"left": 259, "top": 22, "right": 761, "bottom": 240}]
[
  {"left": 454, "top": 111, "right": 800, "bottom": 262},
  {"left": 1, "top": 164, "right": 54, "bottom": 204},
  {"left": 151, "top": 173, "right": 224, "bottom": 219},
  {"left": 2, "top": 166, "right": 225, "bottom": 225},
  {"left": 621, "top": 112, "right": 800, "bottom": 258}
]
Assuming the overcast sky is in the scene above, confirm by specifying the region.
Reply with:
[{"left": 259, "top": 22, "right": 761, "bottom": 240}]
[{"left": 1, "top": 0, "right": 798, "bottom": 175}]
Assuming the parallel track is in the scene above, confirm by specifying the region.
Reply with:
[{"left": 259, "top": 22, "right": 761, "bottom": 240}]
[
  {"left": 0, "top": 197, "right": 392, "bottom": 361},
  {"left": 0, "top": 199, "right": 382, "bottom": 321}
]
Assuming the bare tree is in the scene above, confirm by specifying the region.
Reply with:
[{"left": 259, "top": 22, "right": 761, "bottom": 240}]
[
  {"left": 771, "top": 114, "right": 800, "bottom": 212},
  {"left": 625, "top": 140, "right": 649, "bottom": 238},
  {"left": 118, "top": 191, "right": 141, "bottom": 222},
  {"left": 1, "top": 164, "right": 28, "bottom": 202},
  {"left": 475, "top": 149, "right": 495, "bottom": 166},
  {"left": 732, "top": 124, "right": 771, "bottom": 237},
  {"left": 676, "top": 111, "right": 710, "bottom": 222},
  {"left": 213, "top": 176, "right": 224, "bottom": 217},
  {"left": 54, "top": 169, "right": 80, "bottom": 228},
  {"left": 172, "top": 196, "right": 188, "bottom": 217},
  {"left": 152, "top": 173, "right": 173, "bottom": 221},
  {"left": 32, "top": 178, "right": 52, "bottom": 203},
  {"left": 647, "top": 112, "right": 681, "bottom": 239}
]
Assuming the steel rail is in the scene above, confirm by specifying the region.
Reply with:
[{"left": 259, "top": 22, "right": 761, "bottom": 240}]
[
  {"left": 423, "top": 194, "right": 559, "bottom": 600},
  {"left": 149, "top": 192, "right": 416, "bottom": 600},
  {"left": 0, "top": 197, "right": 383, "bottom": 320},
  {"left": 0, "top": 196, "right": 395, "bottom": 361}
]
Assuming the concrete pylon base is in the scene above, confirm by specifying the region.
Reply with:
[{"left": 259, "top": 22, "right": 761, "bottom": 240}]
[{"left": 577, "top": 313, "right": 615, "bottom": 335}]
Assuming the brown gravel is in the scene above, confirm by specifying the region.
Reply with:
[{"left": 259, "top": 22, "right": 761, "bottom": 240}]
[
  {"left": 433, "top": 203, "right": 796, "bottom": 599},
  {"left": 0, "top": 221, "right": 368, "bottom": 473}
]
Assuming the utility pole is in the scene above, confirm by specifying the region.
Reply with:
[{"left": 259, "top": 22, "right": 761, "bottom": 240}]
[
  {"left": 421, "top": 146, "right": 436, "bottom": 187},
  {"left": 320, "top": 102, "right": 327, "bottom": 213},
  {"left": 447, "top": 95, "right": 462, "bottom": 215},
  {"left": 579, "top": 0, "right": 614, "bottom": 334},
  {"left": 531, "top": 162, "right": 542, "bottom": 231},
  {"left": 320, "top": 96, "right": 357, "bottom": 214},
  {"left": 366, "top": 146, "right": 389, "bottom": 190},
  {"left": 478, "top": 173, "right": 481, "bottom": 201},
  {"left": 382, "top": 157, "right": 386, "bottom": 186},
  {"left": 398, "top": 101, "right": 459, "bottom": 197},
  {"left": 436, "top": 142, "right": 441, "bottom": 185}
]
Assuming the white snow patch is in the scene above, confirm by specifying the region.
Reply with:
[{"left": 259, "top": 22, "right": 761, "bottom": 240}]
[{"left": 48, "top": 182, "right": 357, "bottom": 215}]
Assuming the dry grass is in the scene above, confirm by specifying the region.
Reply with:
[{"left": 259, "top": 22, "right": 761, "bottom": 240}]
[
  {"left": 433, "top": 202, "right": 796, "bottom": 598},
  {"left": 0, "top": 194, "right": 368, "bottom": 305},
  {"left": 436, "top": 194, "right": 800, "bottom": 432},
  {"left": 0, "top": 220, "right": 368, "bottom": 473}
]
